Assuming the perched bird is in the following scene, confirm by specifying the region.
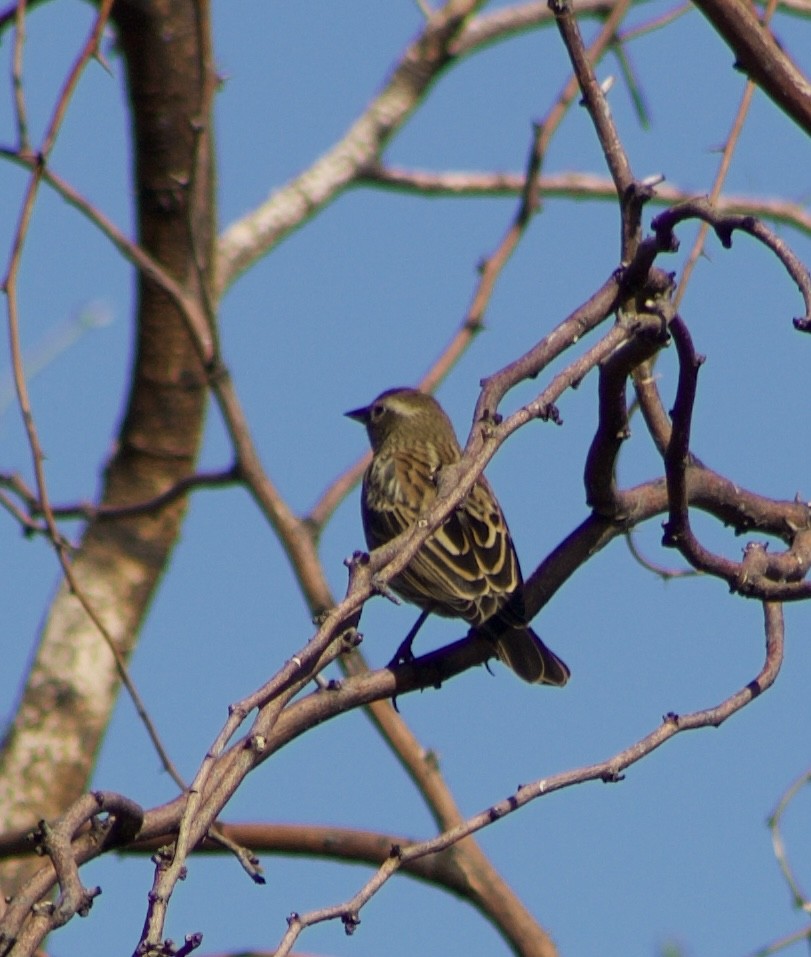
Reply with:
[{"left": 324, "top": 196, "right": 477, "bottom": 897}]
[{"left": 346, "top": 387, "right": 569, "bottom": 686}]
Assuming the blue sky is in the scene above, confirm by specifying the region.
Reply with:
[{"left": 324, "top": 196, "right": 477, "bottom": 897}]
[{"left": 2, "top": 2, "right": 810, "bottom": 956}]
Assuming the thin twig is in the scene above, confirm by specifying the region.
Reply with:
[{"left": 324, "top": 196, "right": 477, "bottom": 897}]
[
  {"left": 768, "top": 766, "right": 811, "bottom": 911},
  {"left": 215, "top": 0, "right": 486, "bottom": 293},
  {"left": 308, "top": 0, "right": 633, "bottom": 533},
  {"left": 740, "top": 925, "right": 811, "bottom": 957},
  {"left": 673, "top": 0, "right": 780, "bottom": 311},
  {"left": 549, "top": 0, "right": 637, "bottom": 252},
  {"left": 10, "top": 0, "right": 29, "bottom": 150},
  {"left": 135, "top": 295, "right": 665, "bottom": 952},
  {"left": 272, "top": 602, "right": 784, "bottom": 957},
  {"left": 0, "top": 150, "right": 214, "bottom": 355},
  {"left": 624, "top": 532, "right": 700, "bottom": 581},
  {"left": 619, "top": 2, "right": 691, "bottom": 42},
  {"left": 1, "top": 467, "right": 238, "bottom": 528},
  {"left": 359, "top": 166, "right": 811, "bottom": 237}
]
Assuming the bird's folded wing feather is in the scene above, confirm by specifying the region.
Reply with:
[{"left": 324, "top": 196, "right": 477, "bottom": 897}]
[{"left": 363, "top": 453, "right": 524, "bottom": 624}]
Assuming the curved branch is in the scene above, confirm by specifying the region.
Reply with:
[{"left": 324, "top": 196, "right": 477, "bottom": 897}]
[
  {"left": 0, "top": 599, "right": 784, "bottom": 957},
  {"left": 651, "top": 199, "right": 811, "bottom": 328},
  {"left": 662, "top": 317, "right": 811, "bottom": 599},
  {"left": 584, "top": 298, "right": 673, "bottom": 515},
  {"left": 127, "top": 821, "right": 557, "bottom": 956},
  {"left": 524, "top": 466, "right": 811, "bottom": 621},
  {"left": 273, "top": 601, "right": 784, "bottom": 957}
]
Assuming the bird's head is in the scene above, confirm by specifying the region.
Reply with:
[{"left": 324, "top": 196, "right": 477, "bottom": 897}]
[{"left": 345, "top": 388, "right": 457, "bottom": 454}]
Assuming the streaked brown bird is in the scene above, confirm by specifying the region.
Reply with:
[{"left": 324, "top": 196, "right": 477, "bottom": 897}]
[{"left": 346, "top": 387, "right": 569, "bottom": 686}]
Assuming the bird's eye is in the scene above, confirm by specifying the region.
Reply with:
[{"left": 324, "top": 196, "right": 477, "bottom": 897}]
[{"left": 370, "top": 404, "right": 385, "bottom": 421}]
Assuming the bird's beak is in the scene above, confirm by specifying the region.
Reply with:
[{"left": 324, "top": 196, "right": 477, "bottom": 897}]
[{"left": 344, "top": 405, "right": 369, "bottom": 423}]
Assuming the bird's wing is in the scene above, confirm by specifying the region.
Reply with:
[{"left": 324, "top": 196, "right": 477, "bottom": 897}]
[{"left": 364, "top": 455, "right": 523, "bottom": 625}]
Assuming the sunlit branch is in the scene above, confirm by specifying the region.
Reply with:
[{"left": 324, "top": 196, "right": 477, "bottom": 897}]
[{"left": 273, "top": 601, "right": 784, "bottom": 956}]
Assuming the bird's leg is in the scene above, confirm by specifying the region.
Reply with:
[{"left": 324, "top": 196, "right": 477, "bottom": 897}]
[{"left": 388, "top": 609, "right": 430, "bottom": 668}]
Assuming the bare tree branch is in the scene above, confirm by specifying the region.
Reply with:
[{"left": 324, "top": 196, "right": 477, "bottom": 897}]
[
  {"left": 692, "top": 0, "right": 811, "bottom": 136},
  {"left": 272, "top": 601, "right": 784, "bottom": 957},
  {"left": 0, "top": 597, "right": 784, "bottom": 957},
  {"left": 359, "top": 166, "right": 811, "bottom": 237},
  {"left": 215, "top": 0, "right": 487, "bottom": 294}
]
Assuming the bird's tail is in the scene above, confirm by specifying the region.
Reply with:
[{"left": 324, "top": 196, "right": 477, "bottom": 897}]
[{"left": 491, "top": 626, "right": 570, "bottom": 686}]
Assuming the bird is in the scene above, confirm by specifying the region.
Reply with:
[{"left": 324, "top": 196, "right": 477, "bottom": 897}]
[{"left": 345, "top": 387, "right": 570, "bottom": 686}]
